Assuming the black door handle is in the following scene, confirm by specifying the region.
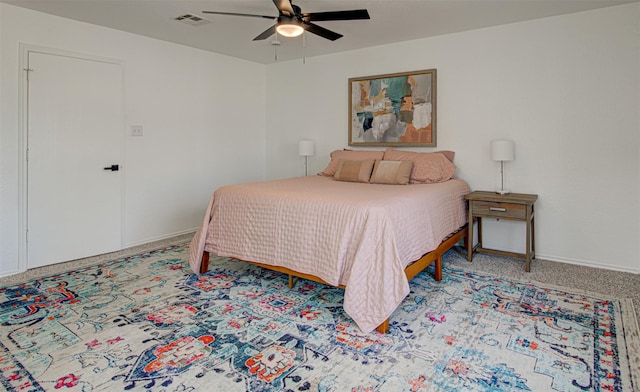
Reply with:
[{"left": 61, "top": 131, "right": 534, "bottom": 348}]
[{"left": 103, "top": 164, "right": 119, "bottom": 171}]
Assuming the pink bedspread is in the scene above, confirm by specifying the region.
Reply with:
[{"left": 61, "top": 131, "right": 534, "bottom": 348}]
[{"left": 189, "top": 176, "right": 469, "bottom": 333}]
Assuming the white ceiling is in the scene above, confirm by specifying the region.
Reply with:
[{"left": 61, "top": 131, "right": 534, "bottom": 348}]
[{"left": 2, "top": 0, "right": 636, "bottom": 64}]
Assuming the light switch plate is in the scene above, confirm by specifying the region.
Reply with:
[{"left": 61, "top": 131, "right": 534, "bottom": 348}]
[{"left": 131, "top": 125, "right": 143, "bottom": 136}]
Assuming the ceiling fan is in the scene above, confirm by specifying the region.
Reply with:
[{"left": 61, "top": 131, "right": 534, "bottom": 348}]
[{"left": 202, "top": 0, "right": 370, "bottom": 41}]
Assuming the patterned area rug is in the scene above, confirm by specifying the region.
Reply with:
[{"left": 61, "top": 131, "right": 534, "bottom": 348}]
[{"left": 0, "top": 245, "right": 638, "bottom": 391}]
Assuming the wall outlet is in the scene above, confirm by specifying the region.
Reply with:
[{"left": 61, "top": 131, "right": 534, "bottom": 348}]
[{"left": 131, "top": 125, "right": 143, "bottom": 136}]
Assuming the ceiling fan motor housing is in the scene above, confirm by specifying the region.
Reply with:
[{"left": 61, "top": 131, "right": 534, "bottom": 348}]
[{"left": 202, "top": 1, "right": 370, "bottom": 41}]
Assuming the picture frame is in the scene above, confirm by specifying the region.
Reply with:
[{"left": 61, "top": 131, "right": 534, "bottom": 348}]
[{"left": 348, "top": 69, "right": 437, "bottom": 147}]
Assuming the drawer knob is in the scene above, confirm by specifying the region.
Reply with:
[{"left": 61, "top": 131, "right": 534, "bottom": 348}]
[{"left": 489, "top": 207, "right": 507, "bottom": 212}]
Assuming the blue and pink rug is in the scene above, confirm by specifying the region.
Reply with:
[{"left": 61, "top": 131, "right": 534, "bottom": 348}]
[{"left": 0, "top": 244, "right": 638, "bottom": 391}]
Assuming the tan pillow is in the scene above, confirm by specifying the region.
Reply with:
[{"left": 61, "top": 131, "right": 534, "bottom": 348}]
[
  {"left": 383, "top": 147, "right": 456, "bottom": 184},
  {"left": 319, "top": 149, "right": 385, "bottom": 176},
  {"left": 334, "top": 159, "right": 375, "bottom": 183},
  {"left": 370, "top": 160, "right": 413, "bottom": 185}
]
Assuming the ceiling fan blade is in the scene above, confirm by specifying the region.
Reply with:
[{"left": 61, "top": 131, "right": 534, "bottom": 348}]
[
  {"left": 302, "top": 22, "right": 343, "bottom": 41},
  {"left": 302, "top": 9, "right": 370, "bottom": 22},
  {"left": 272, "top": 0, "right": 295, "bottom": 16},
  {"left": 253, "top": 25, "right": 277, "bottom": 41},
  {"left": 202, "top": 10, "right": 275, "bottom": 20}
]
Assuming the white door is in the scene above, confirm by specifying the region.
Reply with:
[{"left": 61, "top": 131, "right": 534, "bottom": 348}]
[{"left": 27, "top": 51, "right": 123, "bottom": 269}]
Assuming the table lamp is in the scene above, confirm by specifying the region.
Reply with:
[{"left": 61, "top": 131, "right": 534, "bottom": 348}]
[
  {"left": 298, "top": 140, "right": 315, "bottom": 176},
  {"left": 491, "top": 140, "right": 515, "bottom": 194}
]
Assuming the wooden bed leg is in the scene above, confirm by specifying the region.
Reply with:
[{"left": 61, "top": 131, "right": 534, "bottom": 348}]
[
  {"left": 288, "top": 274, "right": 298, "bottom": 289},
  {"left": 434, "top": 254, "right": 443, "bottom": 281},
  {"left": 199, "top": 251, "right": 210, "bottom": 274},
  {"left": 376, "top": 319, "right": 390, "bottom": 334}
]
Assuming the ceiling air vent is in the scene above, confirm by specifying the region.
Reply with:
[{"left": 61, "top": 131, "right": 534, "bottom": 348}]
[{"left": 174, "top": 13, "right": 211, "bottom": 27}]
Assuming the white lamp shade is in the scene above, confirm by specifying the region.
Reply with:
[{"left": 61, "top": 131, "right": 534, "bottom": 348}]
[
  {"left": 491, "top": 140, "right": 515, "bottom": 161},
  {"left": 276, "top": 23, "right": 304, "bottom": 37},
  {"left": 298, "top": 140, "right": 315, "bottom": 157}
]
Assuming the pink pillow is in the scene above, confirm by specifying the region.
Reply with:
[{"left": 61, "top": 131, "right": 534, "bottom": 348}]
[
  {"left": 383, "top": 147, "right": 456, "bottom": 184},
  {"left": 436, "top": 150, "right": 455, "bottom": 163},
  {"left": 382, "top": 147, "right": 455, "bottom": 163},
  {"left": 319, "top": 149, "right": 385, "bottom": 176}
]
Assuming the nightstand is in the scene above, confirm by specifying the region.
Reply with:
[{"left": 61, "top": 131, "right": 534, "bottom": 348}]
[{"left": 465, "top": 191, "right": 538, "bottom": 272}]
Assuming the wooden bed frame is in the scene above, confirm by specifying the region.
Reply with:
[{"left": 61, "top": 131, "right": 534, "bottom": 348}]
[{"left": 199, "top": 224, "right": 468, "bottom": 334}]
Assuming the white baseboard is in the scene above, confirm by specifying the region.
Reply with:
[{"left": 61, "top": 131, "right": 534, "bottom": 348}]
[
  {"left": 4, "top": 233, "right": 637, "bottom": 279},
  {"left": 455, "top": 237, "right": 639, "bottom": 274},
  {"left": 0, "top": 270, "right": 20, "bottom": 279},
  {"left": 123, "top": 228, "right": 197, "bottom": 249},
  {"left": 0, "top": 229, "right": 199, "bottom": 279},
  {"left": 536, "top": 253, "right": 640, "bottom": 274}
]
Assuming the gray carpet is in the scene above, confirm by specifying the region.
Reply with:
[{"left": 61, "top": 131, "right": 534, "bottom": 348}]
[
  {"left": 444, "top": 248, "right": 640, "bottom": 326},
  {"left": 2, "top": 233, "right": 638, "bottom": 326}
]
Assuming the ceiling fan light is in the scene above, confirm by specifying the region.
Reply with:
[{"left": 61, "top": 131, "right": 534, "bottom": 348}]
[{"left": 276, "top": 23, "right": 304, "bottom": 37}]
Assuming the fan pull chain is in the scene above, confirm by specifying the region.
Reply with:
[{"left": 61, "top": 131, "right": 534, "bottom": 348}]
[
  {"left": 273, "top": 32, "right": 280, "bottom": 61},
  {"left": 302, "top": 32, "right": 306, "bottom": 64}
]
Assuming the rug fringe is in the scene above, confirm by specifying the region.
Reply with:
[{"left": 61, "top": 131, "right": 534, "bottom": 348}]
[{"left": 620, "top": 299, "right": 640, "bottom": 391}]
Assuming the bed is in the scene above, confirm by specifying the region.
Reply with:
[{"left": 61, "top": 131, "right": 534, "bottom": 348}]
[{"left": 189, "top": 162, "right": 469, "bottom": 334}]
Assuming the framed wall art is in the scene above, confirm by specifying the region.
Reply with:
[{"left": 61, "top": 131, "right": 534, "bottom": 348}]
[{"left": 349, "top": 69, "right": 437, "bottom": 147}]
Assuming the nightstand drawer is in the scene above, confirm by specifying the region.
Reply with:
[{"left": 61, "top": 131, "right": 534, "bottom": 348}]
[{"left": 472, "top": 201, "right": 526, "bottom": 219}]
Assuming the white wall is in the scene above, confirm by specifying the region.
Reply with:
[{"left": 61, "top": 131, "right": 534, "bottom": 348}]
[
  {"left": 2, "top": 3, "right": 638, "bottom": 277},
  {"left": 265, "top": 4, "right": 640, "bottom": 272},
  {"left": 0, "top": 4, "right": 266, "bottom": 276}
]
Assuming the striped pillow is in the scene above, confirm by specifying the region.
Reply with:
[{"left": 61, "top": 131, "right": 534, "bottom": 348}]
[
  {"left": 333, "top": 159, "right": 375, "bottom": 183},
  {"left": 370, "top": 160, "right": 413, "bottom": 185}
]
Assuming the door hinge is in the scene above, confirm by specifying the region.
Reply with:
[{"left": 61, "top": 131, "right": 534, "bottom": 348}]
[{"left": 24, "top": 68, "right": 33, "bottom": 81}]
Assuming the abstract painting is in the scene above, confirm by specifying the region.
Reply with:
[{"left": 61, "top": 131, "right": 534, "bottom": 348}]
[{"left": 349, "top": 69, "right": 437, "bottom": 147}]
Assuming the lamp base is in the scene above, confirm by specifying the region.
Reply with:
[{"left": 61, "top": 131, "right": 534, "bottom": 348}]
[{"left": 495, "top": 161, "right": 511, "bottom": 195}]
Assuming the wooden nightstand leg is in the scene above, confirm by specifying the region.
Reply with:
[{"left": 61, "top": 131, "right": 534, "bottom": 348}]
[
  {"left": 477, "top": 217, "right": 483, "bottom": 250},
  {"left": 467, "top": 207, "right": 474, "bottom": 262},
  {"left": 531, "top": 215, "right": 536, "bottom": 260},
  {"left": 525, "top": 212, "right": 532, "bottom": 272}
]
